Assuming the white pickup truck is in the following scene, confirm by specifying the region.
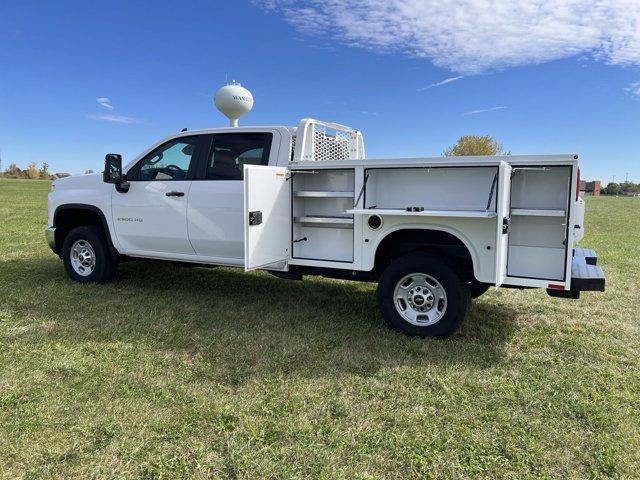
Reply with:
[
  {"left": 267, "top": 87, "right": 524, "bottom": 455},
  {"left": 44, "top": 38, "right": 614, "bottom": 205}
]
[{"left": 46, "top": 119, "right": 605, "bottom": 338}]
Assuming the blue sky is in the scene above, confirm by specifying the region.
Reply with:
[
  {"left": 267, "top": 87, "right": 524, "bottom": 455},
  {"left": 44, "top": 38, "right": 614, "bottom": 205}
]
[{"left": 0, "top": 0, "right": 638, "bottom": 182}]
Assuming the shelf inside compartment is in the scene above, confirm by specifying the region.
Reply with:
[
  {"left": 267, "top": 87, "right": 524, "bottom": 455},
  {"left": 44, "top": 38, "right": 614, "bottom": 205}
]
[
  {"left": 346, "top": 208, "right": 497, "bottom": 218},
  {"left": 291, "top": 169, "right": 356, "bottom": 264},
  {"left": 294, "top": 215, "right": 354, "bottom": 228},
  {"left": 294, "top": 191, "right": 354, "bottom": 198},
  {"left": 511, "top": 208, "right": 566, "bottom": 217}
]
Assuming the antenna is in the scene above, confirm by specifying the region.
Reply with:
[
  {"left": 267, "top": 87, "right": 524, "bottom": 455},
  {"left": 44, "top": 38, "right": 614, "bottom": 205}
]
[{"left": 213, "top": 81, "right": 254, "bottom": 127}]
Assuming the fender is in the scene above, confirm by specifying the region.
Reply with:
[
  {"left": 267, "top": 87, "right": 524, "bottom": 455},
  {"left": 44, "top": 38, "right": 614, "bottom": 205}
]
[
  {"left": 53, "top": 203, "right": 120, "bottom": 259},
  {"left": 369, "top": 222, "right": 484, "bottom": 281}
]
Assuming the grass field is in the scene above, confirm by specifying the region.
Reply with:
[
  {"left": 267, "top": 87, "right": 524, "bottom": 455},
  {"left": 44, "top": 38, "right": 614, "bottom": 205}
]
[{"left": 0, "top": 178, "right": 638, "bottom": 479}]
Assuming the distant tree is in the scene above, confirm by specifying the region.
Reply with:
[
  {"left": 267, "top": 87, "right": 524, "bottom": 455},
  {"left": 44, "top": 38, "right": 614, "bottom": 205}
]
[
  {"left": 443, "top": 135, "right": 509, "bottom": 156},
  {"left": 603, "top": 182, "right": 622, "bottom": 195},
  {"left": 39, "top": 162, "right": 52, "bottom": 179},
  {"left": 85, "top": 169, "right": 94, "bottom": 174},
  {"left": 620, "top": 181, "right": 639, "bottom": 194},
  {"left": 3, "top": 163, "right": 23, "bottom": 178},
  {"left": 26, "top": 162, "right": 39, "bottom": 179}
]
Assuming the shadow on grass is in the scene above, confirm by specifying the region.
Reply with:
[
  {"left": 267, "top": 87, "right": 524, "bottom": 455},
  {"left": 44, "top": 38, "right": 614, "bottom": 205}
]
[{"left": 2, "top": 257, "right": 521, "bottom": 385}]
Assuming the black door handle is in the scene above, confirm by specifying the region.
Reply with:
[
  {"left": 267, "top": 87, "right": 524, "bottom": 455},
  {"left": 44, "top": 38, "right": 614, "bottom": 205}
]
[{"left": 165, "top": 191, "right": 185, "bottom": 197}]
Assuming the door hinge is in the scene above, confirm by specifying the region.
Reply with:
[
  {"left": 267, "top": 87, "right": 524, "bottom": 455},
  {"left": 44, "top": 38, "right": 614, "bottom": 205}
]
[
  {"left": 502, "top": 217, "right": 510, "bottom": 234},
  {"left": 249, "top": 211, "right": 262, "bottom": 226}
]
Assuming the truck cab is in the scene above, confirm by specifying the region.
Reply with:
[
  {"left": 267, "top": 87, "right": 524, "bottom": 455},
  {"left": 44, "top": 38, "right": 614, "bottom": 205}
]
[
  {"left": 46, "top": 119, "right": 605, "bottom": 338},
  {"left": 48, "top": 126, "right": 294, "bottom": 268}
]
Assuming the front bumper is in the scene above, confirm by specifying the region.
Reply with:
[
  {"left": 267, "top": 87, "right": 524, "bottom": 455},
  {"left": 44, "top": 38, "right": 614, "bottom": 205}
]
[{"left": 45, "top": 226, "right": 57, "bottom": 253}]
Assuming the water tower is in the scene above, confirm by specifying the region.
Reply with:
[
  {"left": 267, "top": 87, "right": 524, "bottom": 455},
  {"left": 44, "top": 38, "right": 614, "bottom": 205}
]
[{"left": 214, "top": 81, "right": 254, "bottom": 127}]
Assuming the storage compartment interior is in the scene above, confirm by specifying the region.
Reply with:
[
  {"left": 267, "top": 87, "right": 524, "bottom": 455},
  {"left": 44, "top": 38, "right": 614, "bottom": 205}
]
[
  {"left": 292, "top": 169, "right": 355, "bottom": 262},
  {"left": 364, "top": 166, "right": 499, "bottom": 211},
  {"left": 507, "top": 166, "right": 571, "bottom": 280}
]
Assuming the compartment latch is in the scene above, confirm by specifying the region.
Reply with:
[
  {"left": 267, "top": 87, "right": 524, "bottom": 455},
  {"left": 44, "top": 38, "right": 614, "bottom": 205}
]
[
  {"left": 502, "top": 217, "right": 510, "bottom": 234},
  {"left": 249, "top": 211, "right": 262, "bottom": 226}
]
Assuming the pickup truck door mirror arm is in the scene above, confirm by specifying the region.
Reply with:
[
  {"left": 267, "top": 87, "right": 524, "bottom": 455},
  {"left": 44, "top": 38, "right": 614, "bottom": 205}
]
[{"left": 115, "top": 176, "right": 130, "bottom": 193}]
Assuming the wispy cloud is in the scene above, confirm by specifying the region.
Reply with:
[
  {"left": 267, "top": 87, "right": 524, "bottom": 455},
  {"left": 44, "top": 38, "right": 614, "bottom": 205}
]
[
  {"left": 257, "top": 1, "right": 640, "bottom": 74},
  {"left": 625, "top": 81, "right": 640, "bottom": 96},
  {"left": 96, "top": 97, "right": 114, "bottom": 110},
  {"left": 462, "top": 106, "right": 507, "bottom": 116},
  {"left": 418, "top": 75, "right": 464, "bottom": 90},
  {"left": 87, "top": 113, "right": 138, "bottom": 124},
  {"left": 89, "top": 97, "right": 138, "bottom": 123}
]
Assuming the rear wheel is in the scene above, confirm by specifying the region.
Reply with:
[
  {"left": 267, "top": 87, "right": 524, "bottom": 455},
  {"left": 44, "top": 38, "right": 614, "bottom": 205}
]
[
  {"left": 378, "top": 252, "right": 470, "bottom": 338},
  {"left": 62, "top": 226, "right": 116, "bottom": 283}
]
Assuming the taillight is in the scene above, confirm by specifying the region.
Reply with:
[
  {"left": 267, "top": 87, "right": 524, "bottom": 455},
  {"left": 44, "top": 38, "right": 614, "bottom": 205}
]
[{"left": 576, "top": 168, "right": 580, "bottom": 200}]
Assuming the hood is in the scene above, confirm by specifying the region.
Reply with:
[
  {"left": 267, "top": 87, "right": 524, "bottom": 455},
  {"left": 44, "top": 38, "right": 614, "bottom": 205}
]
[{"left": 52, "top": 173, "right": 103, "bottom": 190}]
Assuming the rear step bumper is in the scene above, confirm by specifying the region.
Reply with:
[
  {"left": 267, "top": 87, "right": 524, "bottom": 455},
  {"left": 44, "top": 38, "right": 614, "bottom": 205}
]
[
  {"left": 571, "top": 257, "right": 606, "bottom": 292},
  {"left": 547, "top": 248, "right": 605, "bottom": 299},
  {"left": 573, "top": 247, "right": 597, "bottom": 265}
]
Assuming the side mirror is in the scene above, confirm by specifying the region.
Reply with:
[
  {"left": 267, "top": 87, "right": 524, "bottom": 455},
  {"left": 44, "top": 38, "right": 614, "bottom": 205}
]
[{"left": 103, "top": 154, "right": 123, "bottom": 184}]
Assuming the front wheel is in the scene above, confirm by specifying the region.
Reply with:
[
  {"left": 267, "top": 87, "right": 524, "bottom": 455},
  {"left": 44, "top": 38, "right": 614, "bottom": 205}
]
[
  {"left": 62, "top": 226, "right": 117, "bottom": 283},
  {"left": 377, "top": 253, "right": 470, "bottom": 338}
]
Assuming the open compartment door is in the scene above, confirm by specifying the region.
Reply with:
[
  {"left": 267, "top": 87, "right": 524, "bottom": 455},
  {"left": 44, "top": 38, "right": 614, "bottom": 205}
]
[
  {"left": 244, "top": 165, "right": 290, "bottom": 271},
  {"left": 494, "top": 161, "right": 512, "bottom": 286}
]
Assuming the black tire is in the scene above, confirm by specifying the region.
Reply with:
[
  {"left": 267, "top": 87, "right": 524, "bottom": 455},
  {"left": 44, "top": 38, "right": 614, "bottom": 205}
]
[
  {"left": 469, "top": 281, "right": 491, "bottom": 298},
  {"left": 377, "top": 252, "right": 470, "bottom": 338},
  {"left": 62, "top": 226, "right": 116, "bottom": 283}
]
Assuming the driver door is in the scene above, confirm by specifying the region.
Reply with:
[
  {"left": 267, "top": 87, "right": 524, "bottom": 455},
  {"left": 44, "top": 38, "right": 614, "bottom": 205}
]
[{"left": 112, "top": 135, "right": 205, "bottom": 255}]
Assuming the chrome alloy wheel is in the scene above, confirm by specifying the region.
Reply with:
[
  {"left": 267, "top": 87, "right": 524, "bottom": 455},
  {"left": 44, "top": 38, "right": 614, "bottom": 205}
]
[
  {"left": 393, "top": 273, "right": 448, "bottom": 326},
  {"left": 70, "top": 239, "right": 96, "bottom": 277}
]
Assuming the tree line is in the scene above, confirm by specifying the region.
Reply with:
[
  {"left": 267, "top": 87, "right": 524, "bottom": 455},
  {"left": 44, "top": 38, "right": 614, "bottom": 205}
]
[
  {"left": 1, "top": 162, "right": 57, "bottom": 180},
  {"left": 601, "top": 182, "right": 640, "bottom": 195},
  {"left": 1, "top": 162, "right": 94, "bottom": 179}
]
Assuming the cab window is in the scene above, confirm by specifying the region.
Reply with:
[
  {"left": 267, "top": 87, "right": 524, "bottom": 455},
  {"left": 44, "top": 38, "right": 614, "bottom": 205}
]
[
  {"left": 206, "top": 133, "right": 272, "bottom": 180},
  {"left": 131, "top": 136, "right": 200, "bottom": 181}
]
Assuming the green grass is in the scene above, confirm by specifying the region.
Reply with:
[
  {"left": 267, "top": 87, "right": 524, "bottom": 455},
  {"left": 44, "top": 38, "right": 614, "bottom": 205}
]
[{"left": 0, "top": 178, "right": 638, "bottom": 479}]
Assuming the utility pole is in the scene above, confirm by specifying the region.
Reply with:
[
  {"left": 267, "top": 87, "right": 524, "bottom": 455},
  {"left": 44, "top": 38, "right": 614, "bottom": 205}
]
[{"left": 625, "top": 172, "right": 629, "bottom": 182}]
